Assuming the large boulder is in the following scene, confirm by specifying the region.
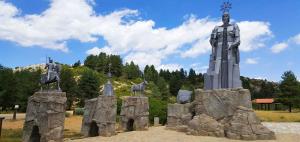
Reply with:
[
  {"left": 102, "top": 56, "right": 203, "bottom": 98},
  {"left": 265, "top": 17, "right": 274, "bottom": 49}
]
[
  {"left": 193, "top": 88, "right": 252, "bottom": 120},
  {"left": 225, "top": 106, "right": 276, "bottom": 140},
  {"left": 166, "top": 103, "right": 192, "bottom": 130},
  {"left": 177, "top": 90, "right": 192, "bottom": 104},
  {"left": 187, "top": 114, "right": 224, "bottom": 137}
]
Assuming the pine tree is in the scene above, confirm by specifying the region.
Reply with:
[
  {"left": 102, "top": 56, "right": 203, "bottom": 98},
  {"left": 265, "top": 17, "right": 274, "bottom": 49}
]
[
  {"left": 277, "top": 71, "right": 300, "bottom": 112},
  {"left": 78, "top": 69, "right": 100, "bottom": 106}
]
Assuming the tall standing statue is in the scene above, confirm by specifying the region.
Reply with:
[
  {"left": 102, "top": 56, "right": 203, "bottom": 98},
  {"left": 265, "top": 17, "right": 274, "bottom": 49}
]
[
  {"left": 204, "top": 2, "right": 242, "bottom": 90},
  {"left": 40, "top": 57, "right": 61, "bottom": 91}
]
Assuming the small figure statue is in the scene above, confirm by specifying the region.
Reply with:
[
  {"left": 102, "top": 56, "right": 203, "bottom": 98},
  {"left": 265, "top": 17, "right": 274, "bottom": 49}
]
[
  {"left": 131, "top": 80, "right": 148, "bottom": 96},
  {"left": 103, "top": 63, "right": 114, "bottom": 96},
  {"left": 177, "top": 90, "right": 192, "bottom": 104},
  {"left": 204, "top": 2, "right": 242, "bottom": 90},
  {"left": 40, "top": 57, "right": 61, "bottom": 91}
]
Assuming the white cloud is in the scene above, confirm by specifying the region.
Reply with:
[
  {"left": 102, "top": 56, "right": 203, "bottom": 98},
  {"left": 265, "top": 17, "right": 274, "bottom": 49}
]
[
  {"left": 181, "top": 21, "right": 272, "bottom": 58},
  {"left": 0, "top": 0, "right": 273, "bottom": 69},
  {"left": 245, "top": 57, "right": 259, "bottom": 64},
  {"left": 238, "top": 21, "right": 272, "bottom": 52},
  {"left": 270, "top": 33, "right": 300, "bottom": 53},
  {"left": 291, "top": 34, "right": 300, "bottom": 45},
  {"left": 271, "top": 42, "right": 288, "bottom": 53},
  {"left": 158, "top": 64, "right": 182, "bottom": 72},
  {"left": 86, "top": 46, "right": 115, "bottom": 55}
]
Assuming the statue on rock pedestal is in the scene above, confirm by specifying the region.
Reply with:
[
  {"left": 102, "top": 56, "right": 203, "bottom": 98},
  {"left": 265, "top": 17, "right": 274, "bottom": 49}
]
[
  {"left": 40, "top": 57, "right": 61, "bottom": 91},
  {"left": 204, "top": 2, "right": 242, "bottom": 90}
]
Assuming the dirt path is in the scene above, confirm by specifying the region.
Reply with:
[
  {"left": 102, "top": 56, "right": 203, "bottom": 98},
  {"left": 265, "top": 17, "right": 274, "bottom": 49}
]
[{"left": 67, "top": 126, "right": 300, "bottom": 142}]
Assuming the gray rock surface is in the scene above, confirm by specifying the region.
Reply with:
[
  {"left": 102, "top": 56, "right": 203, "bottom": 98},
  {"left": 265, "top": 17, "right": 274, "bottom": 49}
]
[
  {"left": 120, "top": 96, "right": 149, "bottom": 131},
  {"left": 167, "top": 88, "right": 276, "bottom": 140},
  {"left": 22, "top": 91, "right": 67, "bottom": 142},
  {"left": 177, "top": 90, "right": 192, "bottom": 104},
  {"left": 193, "top": 88, "right": 252, "bottom": 120},
  {"left": 166, "top": 103, "right": 192, "bottom": 130},
  {"left": 187, "top": 114, "right": 224, "bottom": 137},
  {"left": 225, "top": 106, "right": 276, "bottom": 140},
  {"left": 81, "top": 95, "right": 117, "bottom": 137}
]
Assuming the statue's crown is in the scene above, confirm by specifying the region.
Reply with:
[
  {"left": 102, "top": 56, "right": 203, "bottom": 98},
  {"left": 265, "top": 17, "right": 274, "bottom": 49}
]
[{"left": 221, "top": 1, "right": 232, "bottom": 14}]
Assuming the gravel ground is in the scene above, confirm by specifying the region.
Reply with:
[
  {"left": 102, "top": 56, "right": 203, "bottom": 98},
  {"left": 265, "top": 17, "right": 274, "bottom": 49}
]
[
  {"left": 262, "top": 122, "right": 300, "bottom": 134},
  {"left": 67, "top": 126, "right": 300, "bottom": 142}
]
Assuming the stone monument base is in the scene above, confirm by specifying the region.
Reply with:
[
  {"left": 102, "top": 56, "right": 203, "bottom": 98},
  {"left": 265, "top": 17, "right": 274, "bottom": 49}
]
[
  {"left": 166, "top": 103, "right": 192, "bottom": 131},
  {"left": 167, "top": 88, "right": 276, "bottom": 140},
  {"left": 81, "top": 95, "right": 117, "bottom": 137},
  {"left": 120, "top": 96, "right": 149, "bottom": 131},
  {"left": 22, "top": 91, "right": 67, "bottom": 142}
]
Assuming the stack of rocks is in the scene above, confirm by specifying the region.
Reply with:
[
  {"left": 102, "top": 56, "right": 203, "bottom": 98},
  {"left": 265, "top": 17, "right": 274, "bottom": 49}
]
[
  {"left": 167, "top": 88, "right": 276, "bottom": 140},
  {"left": 22, "top": 91, "right": 67, "bottom": 142},
  {"left": 81, "top": 95, "right": 117, "bottom": 137},
  {"left": 120, "top": 96, "right": 149, "bottom": 131},
  {"left": 166, "top": 103, "right": 192, "bottom": 131}
]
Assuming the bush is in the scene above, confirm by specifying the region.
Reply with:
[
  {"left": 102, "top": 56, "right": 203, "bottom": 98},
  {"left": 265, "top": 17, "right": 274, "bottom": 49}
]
[
  {"left": 74, "top": 108, "right": 84, "bottom": 115},
  {"left": 149, "top": 97, "right": 168, "bottom": 125},
  {"left": 65, "top": 112, "right": 71, "bottom": 117}
]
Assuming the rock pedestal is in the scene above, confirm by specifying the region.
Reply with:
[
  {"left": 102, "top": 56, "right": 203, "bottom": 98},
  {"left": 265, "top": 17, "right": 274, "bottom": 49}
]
[
  {"left": 191, "top": 89, "right": 275, "bottom": 140},
  {"left": 22, "top": 91, "right": 67, "bottom": 142},
  {"left": 120, "top": 96, "right": 149, "bottom": 131},
  {"left": 166, "top": 103, "right": 192, "bottom": 130},
  {"left": 193, "top": 88, "right": 252, "bottom": 120},
  {"left": 167, "top": 88, "right": 276, "bottom": 140},
  {"left": 225, "top": 106, "right": 275, "bottom": 140},
  {"left": 81, "top": 95, "right": 117, "bottom": 137}
]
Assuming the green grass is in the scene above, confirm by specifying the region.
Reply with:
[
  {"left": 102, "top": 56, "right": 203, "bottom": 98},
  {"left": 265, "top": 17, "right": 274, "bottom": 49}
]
[
  {"left": 0, "top": 129, "right": 22, "bottom": 142},
  {"left": 255, "top": 110, "right": 300, "bottom": 122}
]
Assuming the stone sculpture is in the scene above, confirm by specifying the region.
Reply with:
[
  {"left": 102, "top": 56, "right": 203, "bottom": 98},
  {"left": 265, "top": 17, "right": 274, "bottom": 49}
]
[
  {"left": 22, "top": 92, "right": 67, "bottom": 142},
  {"left": 131, "top": 80, "right": 148, "bottom": 95},
  {"left": 81, "top": 63, "right": 117, "bottom": 137},
  {"left": 120, "top": 96, "right": 149, "bottom": 131},
  {"left": 166, "top": 2, "right": 276, "bottom": 140},
  {"left": 204, "top": 1, "right": 242, "bottom": 90},
  {"left": 177, "top": 90, "right": 192, "bottom": 104},
  {"left": 40, "top": 57, "right": 61, "bottom": 91},
  {"left": 103, "top": 63, "right": 114, "bottom": 96}
]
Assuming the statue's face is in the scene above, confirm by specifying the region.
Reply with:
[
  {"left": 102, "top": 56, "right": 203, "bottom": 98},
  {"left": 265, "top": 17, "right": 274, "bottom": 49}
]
[
  {"left": 49, "top": 60, "right": 53, "bottom": 63},
  {"left": 222, "top": 13, "right": 230, "bottom": 25}
]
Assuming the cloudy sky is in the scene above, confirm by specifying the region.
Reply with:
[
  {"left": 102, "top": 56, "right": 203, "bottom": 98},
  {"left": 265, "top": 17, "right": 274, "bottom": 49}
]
[{"left": 0, "top": 0, "right": 299, "bottom": 81}]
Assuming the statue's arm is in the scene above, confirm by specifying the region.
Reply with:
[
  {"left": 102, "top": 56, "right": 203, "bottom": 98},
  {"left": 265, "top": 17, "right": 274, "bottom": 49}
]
[
  {"left": 210, "top": 27, "right": 218, "bottom": 59},
  {"left": 230, "top": 24, "right": 240, "bottom": 49}
]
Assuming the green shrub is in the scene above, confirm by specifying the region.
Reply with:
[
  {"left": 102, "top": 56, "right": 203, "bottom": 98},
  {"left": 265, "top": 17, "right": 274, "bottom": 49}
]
[
  {"left": 65, "top": 112, "right": 71, "bottom": 117},
  {"left": 149, "top": 97, "right": 168, "bottom": 125},
  {"left": 74, "top": 108, "right": 84, "bottom": 115}
]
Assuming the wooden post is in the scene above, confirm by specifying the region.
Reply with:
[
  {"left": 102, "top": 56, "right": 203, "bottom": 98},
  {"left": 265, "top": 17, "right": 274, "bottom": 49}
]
[
  {"left": 13, "top": 110, "right": 16, "bottom": 120},
  {"left": 0, "top": 117, "right": 5, "bottom": 137}
]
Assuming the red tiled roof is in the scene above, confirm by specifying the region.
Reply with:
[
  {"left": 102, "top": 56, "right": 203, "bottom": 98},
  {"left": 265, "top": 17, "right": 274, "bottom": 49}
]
[{"left": 253, "top": 98, "right": 274, "bottom": 104}]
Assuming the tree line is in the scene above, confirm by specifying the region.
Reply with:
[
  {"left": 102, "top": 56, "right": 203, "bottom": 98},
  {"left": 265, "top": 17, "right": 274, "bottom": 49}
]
[{"left": 0, "top": 52, "right": 300, "bottom": 114}]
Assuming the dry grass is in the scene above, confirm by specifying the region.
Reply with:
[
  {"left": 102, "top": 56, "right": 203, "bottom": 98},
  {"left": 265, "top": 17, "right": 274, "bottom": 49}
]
[
  {"left": 255, "top": 110, "right": 300, "bottom": 122},
  {"left": 1, "top": 115, "right": 83, "bottom": 141}
]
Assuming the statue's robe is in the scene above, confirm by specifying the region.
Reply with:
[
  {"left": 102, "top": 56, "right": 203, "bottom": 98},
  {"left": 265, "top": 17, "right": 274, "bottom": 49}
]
[{"left": 204, "top": 23, "right": 242, "bottom": 90}]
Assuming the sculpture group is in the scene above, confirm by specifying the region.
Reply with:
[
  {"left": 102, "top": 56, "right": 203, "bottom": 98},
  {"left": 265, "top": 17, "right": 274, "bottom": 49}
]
[{"left": 22, "top": 2, "right": 276, "bottom": 142}]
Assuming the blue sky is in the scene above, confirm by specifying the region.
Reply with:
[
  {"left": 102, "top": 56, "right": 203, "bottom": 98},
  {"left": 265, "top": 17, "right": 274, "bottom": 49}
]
[{"left": 0, "top": 0, "right": 299, "bottom": 82}]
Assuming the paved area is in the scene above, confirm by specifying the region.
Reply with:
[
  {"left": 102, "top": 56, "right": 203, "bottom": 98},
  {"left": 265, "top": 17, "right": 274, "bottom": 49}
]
[
  {"left": 262, "top": 122, "right": 300, "bottom": 134},
  {"left": 67, "top": 126, "right": 300, "bottom": 142},
  {"left": 0, "top": 113, "right": 26, "bottom": 120}
]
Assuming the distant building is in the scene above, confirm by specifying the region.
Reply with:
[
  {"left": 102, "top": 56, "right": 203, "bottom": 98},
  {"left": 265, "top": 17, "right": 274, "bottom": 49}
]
[{"left": 252, "top": 98, "right": 283, "bottom": 110}]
